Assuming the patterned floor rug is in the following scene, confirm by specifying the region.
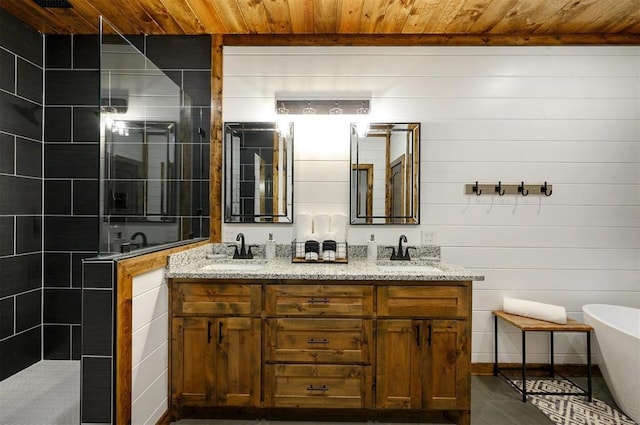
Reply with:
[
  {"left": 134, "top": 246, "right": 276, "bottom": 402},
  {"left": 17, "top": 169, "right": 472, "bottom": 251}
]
[{"left": 513, "top": 379, "right": 637, "bottom": 425}]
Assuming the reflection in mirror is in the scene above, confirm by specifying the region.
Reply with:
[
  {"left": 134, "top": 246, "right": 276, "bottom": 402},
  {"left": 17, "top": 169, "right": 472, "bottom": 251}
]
[
  {"left": 105, "top": 121, "right": 176, "bottom": 219},
  {"left": 350, "top": 123, "right": 420, "bottom": 224},
  {"left": 224, "top": 122, "right": 293, "bottom": 223}
]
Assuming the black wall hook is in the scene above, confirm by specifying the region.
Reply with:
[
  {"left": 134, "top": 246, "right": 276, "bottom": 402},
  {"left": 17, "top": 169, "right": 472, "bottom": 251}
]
[
  {"left": 472, "top": 181, "right": 482, "bottom": 196},
  {"left": 518, "top": 181, "right": 529, "bottom": 196},
  {"left": 495, "top": 181, "right": 505, "bottom": 196},
  {"left": 541, "top": 181, "right": 552, "bottom": 196}
]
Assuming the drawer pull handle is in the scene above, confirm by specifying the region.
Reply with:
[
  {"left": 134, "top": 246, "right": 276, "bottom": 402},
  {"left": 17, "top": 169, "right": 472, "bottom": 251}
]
[
  {"left": 307, "top": 297, "right": 330, "bottom": 304},
  {"left": 307, "top": 384, "right": 329, "bottom": 391},
  {"left": 307, "top": 338, "right": 330, "bottom": 344}
]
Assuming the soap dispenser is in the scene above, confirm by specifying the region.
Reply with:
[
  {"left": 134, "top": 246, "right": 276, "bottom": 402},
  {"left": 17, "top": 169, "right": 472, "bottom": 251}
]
[
  {"left": 266, "top": 233, "right": 276, "bottom": 260},
  {"left": 367, "top": 234, "right": 377, "bottom": 263}
]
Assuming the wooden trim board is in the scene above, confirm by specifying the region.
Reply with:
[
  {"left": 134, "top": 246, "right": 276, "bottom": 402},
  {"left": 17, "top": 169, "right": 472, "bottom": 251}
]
[{"left": 115, "top": 240, "right": 209, "bottom": 425}]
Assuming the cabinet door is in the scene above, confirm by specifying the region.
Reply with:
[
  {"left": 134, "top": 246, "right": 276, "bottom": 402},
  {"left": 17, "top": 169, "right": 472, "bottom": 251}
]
[
  {"left": 375, "top": 319, "right": 422, "bottom": 409},
  {"left": 171, "top": 317, "right": 215, "bottom": 407},
  {"left": 424, "top": 320, "right": 469, "bottom": 410},
  {"left": 215, "top": 317, "right": 262, "bottom": 407}
]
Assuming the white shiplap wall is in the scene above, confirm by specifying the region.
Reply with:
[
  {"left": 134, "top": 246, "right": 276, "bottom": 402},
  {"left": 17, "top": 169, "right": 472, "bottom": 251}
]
[
  {"left": 222, "top": 46, "right": 640, "bottom": 364},
  {"left": 131, "top": 268, "right": 168, "bottom": 425}
]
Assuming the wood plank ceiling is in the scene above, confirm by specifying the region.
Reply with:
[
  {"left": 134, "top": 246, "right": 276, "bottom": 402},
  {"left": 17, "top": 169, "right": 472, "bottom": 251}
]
[{"left": 1, "top": 0, "right": 639, "bottom": 44}]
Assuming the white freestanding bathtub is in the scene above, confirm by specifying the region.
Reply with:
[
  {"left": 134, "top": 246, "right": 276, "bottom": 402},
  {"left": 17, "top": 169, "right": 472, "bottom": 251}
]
[{"left": 582, "top": 304, "right": 640, "bottom": 423}]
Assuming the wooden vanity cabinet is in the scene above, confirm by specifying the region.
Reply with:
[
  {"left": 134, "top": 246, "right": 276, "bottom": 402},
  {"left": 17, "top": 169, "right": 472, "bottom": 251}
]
[
  {"left": 171, "top": 281, "right": 262, "bottom": 411},
  {"left": 170, "top": 279, "right": 472, "bottom": 425}
]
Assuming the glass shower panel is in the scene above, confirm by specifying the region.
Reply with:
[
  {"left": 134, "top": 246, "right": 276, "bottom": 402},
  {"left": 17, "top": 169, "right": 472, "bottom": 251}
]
[{"left": 99, "top": 17, "right": 203, "bottom": 255}]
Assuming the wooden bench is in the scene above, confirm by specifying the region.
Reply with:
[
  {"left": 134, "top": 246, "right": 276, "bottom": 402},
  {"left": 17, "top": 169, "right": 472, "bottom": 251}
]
[{"left": 492, "top": 310, "right": 593, "bottom": 402}]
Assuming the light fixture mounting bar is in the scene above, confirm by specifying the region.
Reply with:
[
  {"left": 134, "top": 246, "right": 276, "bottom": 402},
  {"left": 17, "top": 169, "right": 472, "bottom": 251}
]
[{"left": 275, "top": 99, "right": 369, "bottom": 115}]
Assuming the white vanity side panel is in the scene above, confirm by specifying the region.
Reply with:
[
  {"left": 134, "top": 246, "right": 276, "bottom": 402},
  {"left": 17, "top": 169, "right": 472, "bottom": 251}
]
[
  {"left": 223, "top": 45, "right": 640, "bottom": 364},
  {"left": 131, "top": 268, "right": 168, "bottom": 425}
]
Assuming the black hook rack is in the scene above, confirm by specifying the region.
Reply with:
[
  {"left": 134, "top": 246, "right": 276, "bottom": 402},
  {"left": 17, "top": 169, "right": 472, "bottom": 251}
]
[
  {"left": 518, "top": 181, "right": 529, "bottom": 196},
  {"left": 541, "top": 181, "right": 552, "bottom": 196},
  {"left": 465, "top": 181, "right": 552, "bottom": 196}
]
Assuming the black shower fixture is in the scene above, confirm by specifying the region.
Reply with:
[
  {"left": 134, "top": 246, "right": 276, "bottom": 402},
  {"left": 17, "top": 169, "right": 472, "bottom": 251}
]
[{"left": 33, "top": 0, "right": 73, "bottom": 8}]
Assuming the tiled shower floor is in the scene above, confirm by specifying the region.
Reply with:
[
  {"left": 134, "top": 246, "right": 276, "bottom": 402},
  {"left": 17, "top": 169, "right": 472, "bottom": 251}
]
[
  {"left": 0, "top": 360, "right": 80, "bottom": 425},
  {"left": 0, "top": 361, "right": 618, "bottom": 425}
]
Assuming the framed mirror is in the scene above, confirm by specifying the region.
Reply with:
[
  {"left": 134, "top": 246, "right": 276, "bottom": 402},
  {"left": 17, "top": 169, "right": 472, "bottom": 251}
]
[
  {"left": 224, "top": 122, "right": 294, "bottom": 223},
  {"left": 350, "top": 122, "right": 420, "bottom": 224}
]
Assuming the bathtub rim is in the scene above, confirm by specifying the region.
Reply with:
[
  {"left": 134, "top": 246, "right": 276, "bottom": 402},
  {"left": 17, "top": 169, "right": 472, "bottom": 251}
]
[{"left": 582, "top": 303, "right": 639, "bottom": 339}]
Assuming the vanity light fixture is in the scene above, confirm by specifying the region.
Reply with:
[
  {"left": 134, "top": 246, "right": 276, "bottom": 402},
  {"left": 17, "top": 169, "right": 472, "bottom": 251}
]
[
  {"left": 302, "top": 101, "right": 317, "bottom": 115},
  {"left": 274, "top": 99, "right": 370, "bottom": 116},
  {"left": 277, "top": 102, "right": 289, "bottom": 115},
  {"left": 329, "top": 101, "right": 343, "bottom": 115}
]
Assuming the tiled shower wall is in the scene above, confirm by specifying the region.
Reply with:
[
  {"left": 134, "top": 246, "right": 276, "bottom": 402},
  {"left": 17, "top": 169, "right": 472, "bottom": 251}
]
[
  {"left": 43, "top": 33, "right": 100, "bottom": 361},
  {"left": 0, "top": 8, "right": 44, "bottom": 380},
  {"left": 2, "top": 6, "right": 212, "bottom": 381}
]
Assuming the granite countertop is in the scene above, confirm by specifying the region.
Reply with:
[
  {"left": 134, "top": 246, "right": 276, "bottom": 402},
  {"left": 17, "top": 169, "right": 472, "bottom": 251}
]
[{"left": 166, "top": 245, "right": 484, "bottom": 282}]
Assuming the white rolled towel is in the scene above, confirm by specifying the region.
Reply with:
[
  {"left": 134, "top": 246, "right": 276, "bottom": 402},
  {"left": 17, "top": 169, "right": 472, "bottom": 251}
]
[
  {"left": 503, "top": 297, "right": 567, "bottom": 325},
  {"left": 295, "top": 213, "right": 313, "bottom": 241},
  {"left": 314, "top": 213, "right": 331, "bottom": 237},
  {"left": 295, "top": 213, "right": 314, "bottom": 257},
  {"left": 330, "top": 213, "right": 348, "bottom": 241}
]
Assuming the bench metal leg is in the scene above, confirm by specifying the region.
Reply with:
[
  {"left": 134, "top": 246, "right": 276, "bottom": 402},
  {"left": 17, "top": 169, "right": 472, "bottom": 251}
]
[
  {"left": 587, "top": 331, "right": 592, "bottom": 401},
  {"left": 521, "top": 330, "right": 527, "bottom": 402},
  {"left": 550, "top": 331, "right": 555, "bottom": 377},
  {"left": 494, "top": 315, "right": 499, "bottom": 376}
]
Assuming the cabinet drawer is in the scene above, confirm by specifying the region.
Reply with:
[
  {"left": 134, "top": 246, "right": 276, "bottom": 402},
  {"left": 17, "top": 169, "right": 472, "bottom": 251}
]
[
  {"left": 173, "top": 282, "right": 262, "bottom": 316},
  {"left": 265, "top": 364, "right": 372, "bottom": 408},
  {"left": 266, "top": 285, "right": 373, "bottom": 317},
  {"left": 377, "top": 285, "right": 469, "bottom": 318},
  {"left": 266, "top": 318, "right": 372, "bottom": 364}
]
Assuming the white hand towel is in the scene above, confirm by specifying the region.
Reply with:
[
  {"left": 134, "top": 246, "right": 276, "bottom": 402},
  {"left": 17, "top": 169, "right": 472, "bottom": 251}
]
[
  {"left": 503, "top": 297, "right": 567, "bottom": 325},
  {"left": 322, "top": 250, "right": 336, "bottom": 262},
  {"left": 330, "top": 213, "right": 348, "bottom": 241},
  {"left": 314, "top": 214, "right": 331, "bottom": 237},
  {"left": 295, "top": 213, "right": 313, "bottom": 241},
  {"left": 305, "top": 252, "right": 319, "bottom": 261}
]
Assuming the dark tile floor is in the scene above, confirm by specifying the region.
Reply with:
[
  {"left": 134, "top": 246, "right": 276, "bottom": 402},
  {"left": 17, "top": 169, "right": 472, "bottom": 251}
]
[{"left": 173, "top": 375, "right": 617, "bottom": 425}]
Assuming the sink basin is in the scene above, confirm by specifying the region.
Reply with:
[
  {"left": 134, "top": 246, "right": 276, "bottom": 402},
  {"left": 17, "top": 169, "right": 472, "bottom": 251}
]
[
  {"left": 200, "top": 262, "right": 266, "bottom": 272},
  {"left": 377, "top": 264, "right": 443, "bottom": 274}
]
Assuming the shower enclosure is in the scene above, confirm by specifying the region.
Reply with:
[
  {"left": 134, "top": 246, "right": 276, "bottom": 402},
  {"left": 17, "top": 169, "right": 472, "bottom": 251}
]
[{"left": 99, "top": 17, "right": 208, "bottom": 255}]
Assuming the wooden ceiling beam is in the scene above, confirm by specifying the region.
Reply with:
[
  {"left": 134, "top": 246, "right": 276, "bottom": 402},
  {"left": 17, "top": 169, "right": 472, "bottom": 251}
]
[{"left": 223, "top": 32, "right": 640, "bottom": 46}]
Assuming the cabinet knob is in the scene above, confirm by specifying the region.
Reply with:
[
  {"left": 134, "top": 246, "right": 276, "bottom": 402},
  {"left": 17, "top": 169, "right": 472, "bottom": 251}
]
[
  {"left": 307, "top": 338, "right": 330, "bottom": 344},
  {"left": 307, "top": 384, "right": 329, "bottom": 391}
]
